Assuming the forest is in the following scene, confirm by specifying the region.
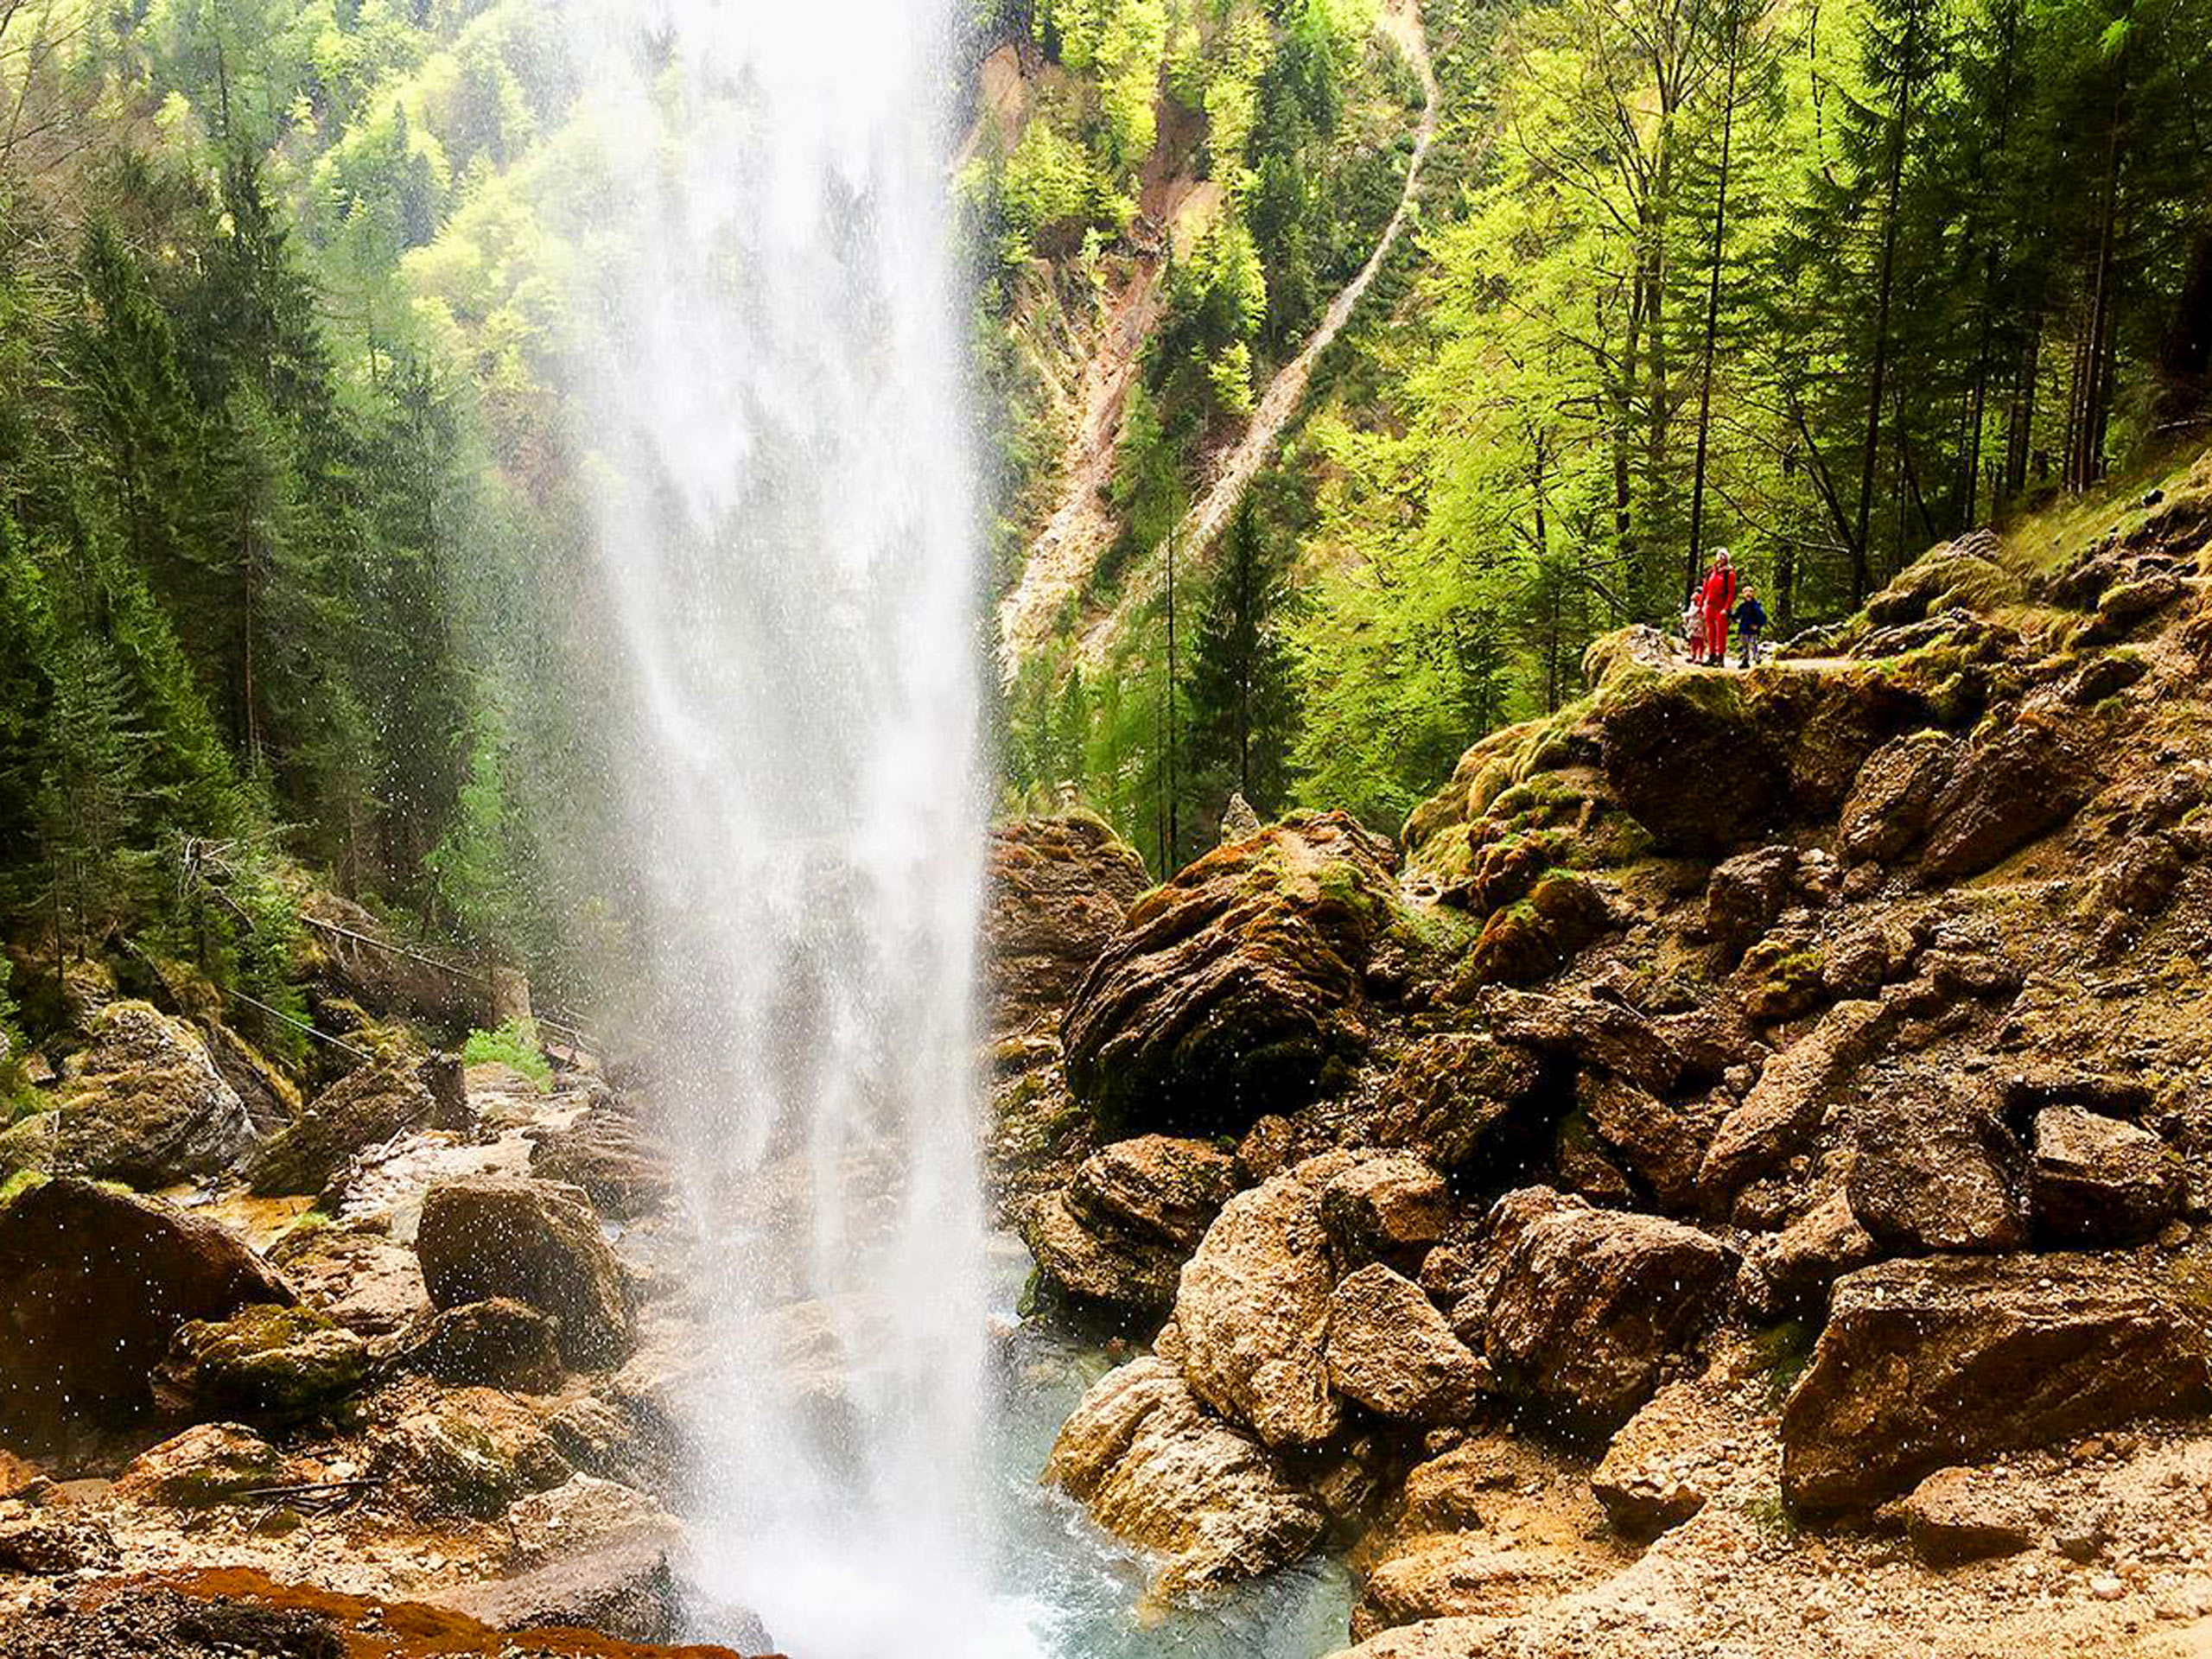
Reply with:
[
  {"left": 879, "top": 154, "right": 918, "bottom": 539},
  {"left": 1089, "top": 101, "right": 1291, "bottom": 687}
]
[{"left": 0, "top": 0, "right": 2208, "bottom": 1077}]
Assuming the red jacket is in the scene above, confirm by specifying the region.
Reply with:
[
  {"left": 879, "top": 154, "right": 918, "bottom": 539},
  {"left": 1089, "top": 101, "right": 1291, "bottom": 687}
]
[{"left": 1700, "top": 565, "right": 1738, "bottom": 615}]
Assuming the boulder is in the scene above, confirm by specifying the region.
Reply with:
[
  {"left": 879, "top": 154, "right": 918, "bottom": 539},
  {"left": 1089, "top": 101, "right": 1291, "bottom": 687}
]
[
  {"left": 113, "top": 1422, "right": 289, "bottom": 1508},
  {"left": 1916, "top": 716, "right": 2088, "bottom": 881},
  {"left": 37, "top": 1001, "right": 256, "bottom": 1186},
  {"left": 985, "top": 816, "right": 1150, "bottom": 1033},
  {"left": 1173, "top": 1152, "right": 1357, "bottom": 1447},
  {"left": 1839, "top": 733, "right": 1962, "bottom": 865},
  {"left": 434, "top": 1527, "right": 685, "bottom": 1644},
  {"left": 245, "top": 1058, "right": 438, "bottom": 1197},
  {"left": 0, "top": 1512, "right": 119, "bottom": 1574},
  {"left": 1575, "top": 1072, "right": 1713, "bottom": 1212},
  {"left": 157, "top": 1303, "right": 370, "bottom": 1418},
  {"left": 1843, "top": 1074, "right": 2025, "bottom": 1253},
  {"left": 501, "top": 1475, "right": 679, "bottom": 1568},
  {"left": 1780, "top": 1255, "right": 2212, "bottom": 1514},
  {"left": 1024, "top": 1135, "right": 1237, "bottom": 1313},
  {"left": 0, "top": 1178, "right": 296, "bottom": 1446},
  {"left": 1458, "top": 872, "right": 1617, "bottom": 988},
  {"left": 416, "top": 1176, "right": 632, "bottom": 1368},
  {"left": 2031, "top": 1105, "right": 2184, "bottom": 1245},
  {"left": 1325, "top": 1264, "right": 1484, "bottom": 1423},
  {"left": 268, "top": 1223, "right": 429, "bottom": 1338},
  {"left": 1477, "top": 988, "right": 1682, "bottom": 1096},
  {"left": 402, "top": 1298, "right": 565, "bottom": 1392},
  {"left": 371, "top": 1388, "right": 573, "bottom": 1519},
  {"left": 1320, "top": 1154, "right": 1452, "bottom": 1268},
  {"left": 1736, "top": 1188, "right": 1878, "bottom": 1319},
  {"left": 1462, "top": 1190, "right": 1734, "bottom": 1440},
  {"left": 1700, "top": 997, "right": 1895, "bottom": 1213},
  {"left": 1353, "top": 1534, "right": 1590, "bottom": 1640},
  {"left": 1370, "top": 1032, "right": 1548, "bottom": 1173},
  {"left": 1061, "top": 813, "right": 1401, "bottom": 1130},
  {"left": 1895, "top": 1466, "right": 2037, "bottom": 1566},
  {"left": 1042, "top": 1356, "right": 1325, "bottom": 1601},
  {"left": 529, "top": 1103, "right": 673, "bottom": 1219},
  {"left": 1599, "top": 671, "right": 1789, "bottom": 854},
  {"left": 1702, "top": 845, "right": 1802, "bottom": 961},
  {"left": 194, "top": 1018, "right": 303, "bottom": 1135}
]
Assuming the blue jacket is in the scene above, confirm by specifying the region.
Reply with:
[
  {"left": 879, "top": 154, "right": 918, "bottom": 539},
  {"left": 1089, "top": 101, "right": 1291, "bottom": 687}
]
[{"left": 1733, "top": 597, "right": 1768, "bottom": 633}]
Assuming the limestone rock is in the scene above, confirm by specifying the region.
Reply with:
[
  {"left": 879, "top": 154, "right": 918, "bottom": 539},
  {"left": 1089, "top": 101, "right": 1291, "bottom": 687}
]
[
  {"left": 1843, "top": 1074, "right": 2025, "bottom": 1253},
  {"left": 529, "top": 1103, "right": 673, "bottom": 1219},
  {"left": 1575, "top": 1072, "right": 1713, "bottom": 1212},
  {"left": 435, "top": 1527, "right": 685, "bottom": 1644},
  {"left": 1042, "top": 1356, "right": 1325, "bottom": 1601},
  {"left": 1062, "top": 813, "right": 1401, "bottom": 1130},
  {"left": 1700, "top": 997, "right": 1895, "bottom": 1213},
  {"left": 1321, "top": 1154, "right": 1452, "bottom": 1268},
  {"left": 157, "top": 1303, "right": 370, "bottom": 1418},
  {"left": 1477, "top": 988, "right": 1683, "bottom": 1096},
  {"left": 416, "top": 1176, "right": 632, "bottom": 1368},
  {"left": 0, "top": 1178, "right": 295, "bottom": 1447},
  {"left": 1703, "top": 845, "right": 1802, "bottom": 961},
  {"left": 1466, "top": 1189, "right": 1734, "bottom": 1440},
  {"left": 1459, "top": 871, "right": 1617, "bottom": 988},
  {"left": 113, "top": 1422, "right": 289, "bottom": 1507},
  {"left": 1371, "top": 1032, "right": 1548, "bottom": 1173},
  {"left": 985, "top": 815, "right": 1150, "bottom": 1033},
  {"left": 1736, "top": 1188, "right": 1878, "bottom": 1319},
  {"left": 1916, "top": 716, "right": 2088, "bottom": 881},
  {"left": 1599, "top": 672, "right": 1789, "bottom": 854},
  {"left": 1025, "top": 1135, "right": 1237, "bottom": 1312},
  {"left": 371, "top": 1388, "right": 572, "bottom": 1519},
  {"left": 1325, "top": 1264, "right": 1484, "bottom": 1423},
  {"left": 1781, "top": 1255, "right": 2212, "bottom": 1513},
  {"left": 1174, "top": 1152, "right": 1356, "bottom": 1447},
  {"left": 1896, "top": 1465, "right": 2037, "bottom": 1565},
  {"left": 403, "top": 1297, "right": 566, "bottom": 1392},
  {"left": 0, "top": 1511, "right": 119, "bottom": 1574},
  {"left": 1353, "top": 1533, "right": 1589, "bottom": 1640},
  {"left": 268, "top": 1222, "right": 428, "bottom": 1338},
  {"left": 1839, "top": 733, "right": 1962, "bottom": 865},
  {"left": 2031, "top": 1105, "right": 2184, "bottom": 1245},
  {"left": 245, "top": 1058, "right": 437, "bottom": 1197},
  {"left": 41, "top": 1001, "right": 255, "bottom": 1187},
  {"left": 502, "top": 1474, "right": 678, "bottom": 1568}
]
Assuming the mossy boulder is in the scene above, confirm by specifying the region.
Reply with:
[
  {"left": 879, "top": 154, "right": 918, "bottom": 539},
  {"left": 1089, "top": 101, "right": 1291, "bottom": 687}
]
[
  {"left": 1371, "top": 1031, "right": 1550, "bottom": 1175},
  {"left": 1598, "top": 671, "right": 1790, "bottom": 855},
  {"left": 157, "top": 1302, "right": 370, "bottom": 1418},
  {"left": 1062, "top": 812, "right": 1404, "bottom": 1132},
  {"left": 113, "top": 1422, "right": 289, "bottom": 1508},
  {"left": 245, "top": 1058, "right": 438, "bottom": 1197},
  {"left": 986, "top": 815, "right": 1151, "bottom": 1034},
  {"left": 1456, "top": 871, "right": 1617, "bottom": 990},
  {"left": 39, "top": 1000, "right": 257, "bottom": 1187},
  {"left": 416, "top": 1176, "right": 632, "bottom": 1369}
]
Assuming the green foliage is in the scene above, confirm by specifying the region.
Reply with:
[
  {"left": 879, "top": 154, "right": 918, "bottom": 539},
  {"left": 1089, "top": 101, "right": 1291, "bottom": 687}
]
[{"left": 461, "top": 1016, "right": 550, "bottom": 1089}]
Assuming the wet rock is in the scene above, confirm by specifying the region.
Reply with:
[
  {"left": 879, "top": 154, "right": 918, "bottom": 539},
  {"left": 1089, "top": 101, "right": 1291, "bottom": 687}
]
[
  {"left": 985, "top": 815, "right": 1150, "bottom": 1033},
  {"left": 1370, "top": 1032, "right": 1548, "bottom": 1173},
  {"left": 1042, "top": 1356, "right": 1325, "bottom": 1600},
  {"left": 113, "top": 1422, "right": 289, "bottom": 1507},
  {"left": 1464, "top": 1189, "right": 1735, "bottom": 1440},
  {"left": 1477, "top": 988, "right": 1682, "bottom": 1096},
  {"left": 1353, "top": 1533, "right": 1589, "bottom": 1640},
  {"left": 1839, "top": 732, "right": 1963, "bottom": 866},
  {"left": 1703, "top": 845, "right": 1802, "bottom": 961},
  {"left": 529, "top": 1103, "right": 674, "bottom": 1219},
  {"left": 1599, "top": 672, "right": 1789, "bottom": 854},
  {"left": 1062, "top": 813, "right": 1401, "bottom": 1131},
  {"left": 1325, "top": 1264, "right": 1485, "bottom": 1424},
  {"left": 0, "top": 1178, "right": 295, "bottom": 1446},
  {"left": 1843, "top": 1073, "right": 2025, "bottom": 1253},
  {"left": 194, "top": 1018, "right": 304, "bottom": 1135},
  {"left": 1736, "top": 1189, "right": 1879, "bottom": 1319},
  {"left": 0, "top": 1510, "right": 118, "bottom": 1574},
  {"left": 402, "top": 1298, "right": 565, "bottom": 1392},
  {"left": 1459, "top": 871, "right": 1618, "bottom": 988},
  {"left": 416, "top": 1176, "right": 632, "bottom": 1368},
  {"left": 29, "top": 1001, "right": 256, "bottom": 1187},
  {"left": 1916, "top": 716, "right": 2088, "bottom": 881},
  {"left": 435, "top": 1526, "right": 686, "bottom": 1644},
  {"left": 1700, "top": 998, "right": 1895, "bottom": 1214},
  {"left": 1781, "top": 1255, "right": 2212, "bottom": 1514},
  {"left": 1023, "top": 1135, "right": 1236, "bottom": 1312},
  {"left": 503, "top": 1474, "right": 679, "bottom": 1567},
  {"left": 1173, "top": 1152, "right": 1357, "bottom": 1447},
  {"left": 2031, "top": 1105, "right": 2184, "bottom": 1245},
  {"left": 1321, "top": 1154, "right": 1452, "bottom": 1269},
  {"left": 371, "top": 1389, "right": 572, "bottom": 1519},
  {"left": 245, "top": 1058, "right": 438, "bottom": 1197},
  {"left": 1575, "top": 1073, "right": 1713, "bottom": 1212},
  {"left": 1895, "top": 1465, "right": 2037, "bottom": 1565},
  {"left": 1397, "top": 1441, "right": 1516, "bottom": 1533},
  {"left": 267, "top": 1222, "right": 429, "bottom": 1338},
  {"left": 157, "top": 1303, "right": 370, "bottom": 1418}
]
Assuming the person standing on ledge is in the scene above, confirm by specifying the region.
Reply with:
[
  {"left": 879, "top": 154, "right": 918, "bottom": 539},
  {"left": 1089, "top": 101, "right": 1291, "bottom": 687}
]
[
  {"left": 1733, "top": 587, "right": 1769, "bottom": 668},
  {"left": 1698, "top": 548, "right": 1738, "bottom": 666}
]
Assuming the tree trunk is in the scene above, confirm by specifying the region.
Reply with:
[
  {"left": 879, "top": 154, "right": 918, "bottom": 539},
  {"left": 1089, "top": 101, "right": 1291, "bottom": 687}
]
[
  {"left": 1686, "top": 35, "right": 1741, "bottom": 593},
  {"left": 1850, "top": 11, "right": 1921, "bottom": 606}
]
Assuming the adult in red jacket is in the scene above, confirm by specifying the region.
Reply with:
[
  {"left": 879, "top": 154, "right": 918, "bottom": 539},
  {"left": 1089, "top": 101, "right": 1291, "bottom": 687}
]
[{"left": 1699, "top": 549, "right": 1738, "bottom": 666}]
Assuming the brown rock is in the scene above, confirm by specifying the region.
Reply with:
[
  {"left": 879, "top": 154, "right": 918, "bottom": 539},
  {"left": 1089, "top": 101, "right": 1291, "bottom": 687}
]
[
  {"left": 245, "top": 1058, "right": 437, "bottom": 1197},
  {"left": 0, "top": 1511, "right": 118, "bottom": 1574},
  {"left": 985, "top": 816, "right": 1150, "bottom": 1033},
  {"left": 1353, "top": 1533, "right": 1588, "bottom": 1641},
  {"left": 1024, "top": 1135, "right": 1237, "bottom": 1312},
  {"left": 157, "top": 1303, "right": 370, "bottom": 1418},
  {"left": 1897, "top": 1465, "right": 2036, "bottom": 1565},
  {"left": 1700, "top": 997, "right": 1894, "bottom": 1213},
  {"left": 433, "top": 1528, "right": 685, "bottom": 1644},
  {"left": 1321, "top": 1154, "right": 1452, "bottom": 1268},
  {"left": 1174, "top": 1152, "right": 1357, "bottom": 1447},
  {"left": 1371, "top": 1033, "right": 1548, "bottom": 1173},
  {"left": 0, "top": 1178, "right": 295, "bottom": 1447},
  {"left": 268, "top": 1223, "right": 429, "bottom": 1338},
  {"left": 1465, "top": 1190, "right": 1734, "bottom": 1440},
  {"left": 1062, "top": 813, "right": 1401, "bottom": 1130},
  {"left": 1477, "top": 988, "right": 1682, "bottom": 1096},
  {"left": 39, "top": 1001, "right": 257, "bottom": 1187},
  {"left": 2031, "top": 1105, "right": 2184, "bottom": 1245},
  {"left": 1843, "top": 1072, "right": 2025, "bottom": 1253},
  {"left": 1576, "top": 1072, "right": 1712, "bottom": 1211},
  {"left": 1917, "top": 716, "right": 2088, "bottom": 881},
  {"left": 113, "top": 1422, "right": 289, "bottom": 1508},
  {"left": 1737, "top": 1188, "right": 1879, "bottom": 1319},
  {"left": 1325, "top": 1264, "right": 1485, "bottom": 1424},
  {"left": 529, "top": 1103, "right": 673, "bottom": 1219},
  {"left": 1042, "top": 1356, "right": 1325, "bottom": 1601},
  {"left": 416, "top": 1176, "right": 632, "bottom": 1369},
  {"left": 403, "top": 1298, "right": 566, "bottom": 1392},
  {"left": 371, "top": 1388, "right": 572, "bottom": 1519},
  {"left": 1839, "top": 733, "right": 1962, "bottom": 865},
  {"left": 1781, "top": 1255, "right": 2212, "bottom": 1514},
  {"left": 1703, "top": 845, "right": 1801, "bottom": 960}
]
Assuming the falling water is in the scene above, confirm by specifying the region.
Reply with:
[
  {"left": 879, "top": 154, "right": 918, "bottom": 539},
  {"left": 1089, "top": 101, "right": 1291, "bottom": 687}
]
[{"left": 550, "top": 2, "right": 1007, "bottom": 1652}]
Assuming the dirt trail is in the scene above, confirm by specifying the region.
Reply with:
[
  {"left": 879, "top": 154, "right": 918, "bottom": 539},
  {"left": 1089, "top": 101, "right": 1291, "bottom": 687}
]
[{"left": 1075, "top": 0, "right": 1442, "bottom": 667}]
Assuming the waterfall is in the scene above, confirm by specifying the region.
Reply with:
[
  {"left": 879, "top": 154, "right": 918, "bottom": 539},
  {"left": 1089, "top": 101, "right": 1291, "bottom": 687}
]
[{"left": 550, "top": 3, "right": 1009, "bottom": 1651}]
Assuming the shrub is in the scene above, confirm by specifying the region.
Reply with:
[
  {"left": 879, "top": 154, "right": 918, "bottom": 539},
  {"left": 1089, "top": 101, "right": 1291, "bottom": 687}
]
[{"left": 460, "top": 1017, "right": 551, "bottom": 1089}]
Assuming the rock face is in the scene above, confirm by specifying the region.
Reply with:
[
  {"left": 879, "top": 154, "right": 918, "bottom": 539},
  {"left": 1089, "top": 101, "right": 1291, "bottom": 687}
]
[
  {"left": 1173, "top": 1152, "right": 1357, "bottom": 1447},
  {"left": 1781, "top": 1255, "right": 2212, "bottom": 1513},
  {"left": 1461, "top": 1190, "right": 1734, "bottom": 1439},
  {"left": 1599, "top": 674, "right": 1788, "bottom": 854},
  {"left": 2029, "top": 1105, "right": 2183, "bottom": 1244},
  {"left": 1842, "top": 1076, "right": 2025, "bottom": 1253},
  {"left": 985, "top": 815, "right": 1151, "bottom": 1033},
  {"left": 1371, "top": 1033, "right": 1548, "bottom": 1173},
  {"left": 1320, "top": 1155, "right": 1452, "bottom": 1269},
  {"left": 1042, "top": 1357, "right": 1325, "bottom": 1601},
  {"left": 529, "top": 1102, "right": 673, "bottom": 1219},
  {"left": 403, "top": 1297, "right": 565, "bottom": 1392},
  {"left": 1916, "top": 716, "right": 2087, "bottom": 880},
  {"left": 416, "top": 1176, "right": 632, "bottom": 1369},
  {"left": 1325, "top": 1265, "right": 1484, "bottom": 1423},
  {"left": 1062, "top": 814, "right": 1401, "bottom": 1130},
  {"left": 1023, "top": 1135, "right": 1238, "bottom": 1312},
  {"left": 245, "top": 1058, "right": 438, "bottom": 1196},
  {"left": 0, "top": 1178, "right": 295, "bottom": 1446},
  {"left": 29, "top": 1001, "right": 256, "bottom": 1186},
  {"left": 157, "top": 1303, "right": 370, "bottom": 1418}
]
